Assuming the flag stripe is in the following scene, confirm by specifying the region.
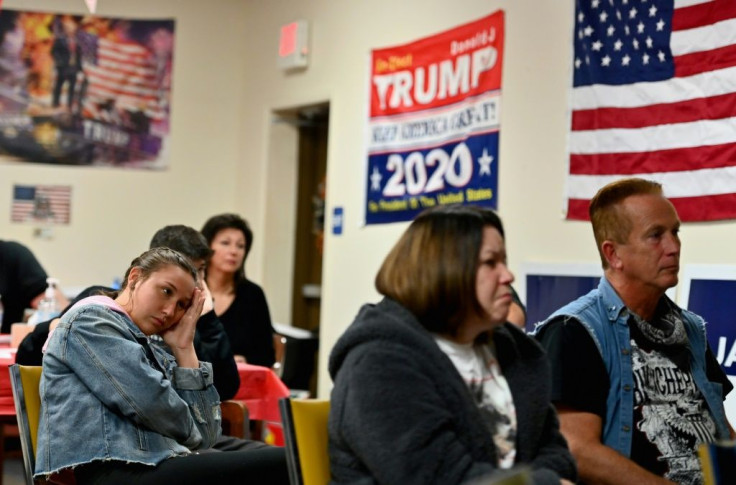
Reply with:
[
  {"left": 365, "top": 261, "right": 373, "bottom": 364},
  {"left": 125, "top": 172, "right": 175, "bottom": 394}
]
[
  {"left": 96, "top": 59, "right": 157, "bottom": 78},
  {"left": 86, "top": 65, "right": 157, "bottom": 85},
  {"left": 671, "top": 18, "right": 736, "bottom": 56},
  {"left": 570, "top": 141, "right": 736, "bottom": 175},
  {"left": 674, "top": 43, "right": 736, "bottom": 78},
  {"left": 97, "top": 46, "right": 153, "bottom": 65},
  {"left": 670, "top": 192, "right": 736, "bottom": 220},
  {"left": 86, "top": 83, "right": 160, "bottom": 101},
  {"left": 674, "top": 0, "right": 713, "bottom": 8},
  {"left": 567, "top": 165, "right": 736, "bottom": 199},
  {"left": 570, "top": 116, "right": 736, "bottom": 154},
  {"left": 98, "top": 38, "right": 152, "bottom": 57},
  {"left": 572, "top": 90, "right": 736, "bottom": 131},
  {"left": 671, "top": 0, "right": 736, "bottom": 32},
  {"left": 567, "top": 193, "right": 736, "bottom": 221},
  {"left": 572, "top": 65, "right": 736, "bottom": 111}
]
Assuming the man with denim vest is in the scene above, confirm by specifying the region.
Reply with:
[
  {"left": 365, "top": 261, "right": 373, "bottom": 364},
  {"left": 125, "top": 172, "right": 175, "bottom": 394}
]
[{"left": 535, "top": 178, "right": 733, "bottom": 485}]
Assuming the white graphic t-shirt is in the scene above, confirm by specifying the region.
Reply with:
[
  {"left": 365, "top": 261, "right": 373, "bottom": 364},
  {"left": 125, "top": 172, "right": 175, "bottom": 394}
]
[
  {"left": 434, "top": 336, "right": 517, "bottom": 468},
  {"left": 629, "top": 305, "right": 718, "bottom": 485}
]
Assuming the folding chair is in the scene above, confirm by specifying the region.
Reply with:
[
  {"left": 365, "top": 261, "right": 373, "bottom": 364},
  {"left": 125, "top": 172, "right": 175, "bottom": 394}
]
[
  {"left": 9, "top": 364, "right": 42, "bottom": 485},
  {"left": 279, "top": 397, "right": 330, "bottom": 485},
  {"left": 699, "top": 441, "right": 736, "bottom": 485}
]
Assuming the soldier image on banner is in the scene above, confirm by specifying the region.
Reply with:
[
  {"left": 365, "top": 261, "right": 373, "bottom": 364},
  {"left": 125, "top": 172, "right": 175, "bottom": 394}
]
[{"left": 0, "top": 9, "right": 174, "bottom": 169}]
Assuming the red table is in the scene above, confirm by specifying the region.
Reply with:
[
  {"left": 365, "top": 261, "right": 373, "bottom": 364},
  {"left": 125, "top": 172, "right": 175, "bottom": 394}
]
[
  {"left": 234, "top": 362, "right": 290, "bottom": 422},
  {"left": 0, "top": 347, "right": 19, "bottom": 485},
  {"left": 0, "top": 348, "right": 16, "bottom": 417},
  {"left": 234, "top": 362, "right": 290, "bottom": 445}
]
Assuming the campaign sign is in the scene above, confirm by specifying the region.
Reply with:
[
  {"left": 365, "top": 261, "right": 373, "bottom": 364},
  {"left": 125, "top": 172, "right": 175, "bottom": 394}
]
[
  {"left": 365, "top": 11, "right": 505, "bottom": 224},
  {"left": 680, "top": 269, "right": 736, "bottom": 425},
  {"left": 525, "top": 274, "right": 600, "bottom": 332},
  {"left": 686, "top": 279, "right": 736, "bottom": 372},
  {"left": 332, "top": 206, "right": 344, "bottom": 235}
]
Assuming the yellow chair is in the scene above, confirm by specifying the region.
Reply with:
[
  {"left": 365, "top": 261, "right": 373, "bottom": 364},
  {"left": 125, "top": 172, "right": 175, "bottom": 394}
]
[
  {"left": 279, "top": 397, "right": 330, "bottom": 485},
  {"left": 698, "top": 441, "right": 736, "bottom": 485},
  {"left": 9, "top": 364, "right": 42, "bottom": 485}
]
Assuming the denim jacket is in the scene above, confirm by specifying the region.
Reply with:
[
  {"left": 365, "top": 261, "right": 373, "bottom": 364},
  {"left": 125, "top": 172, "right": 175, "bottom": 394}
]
[
  {"left": 35, "top": 297, "right": 222, "bottom": 477},
  {"left": 534, "top": 277, "right": 729, "bottom": 457}
]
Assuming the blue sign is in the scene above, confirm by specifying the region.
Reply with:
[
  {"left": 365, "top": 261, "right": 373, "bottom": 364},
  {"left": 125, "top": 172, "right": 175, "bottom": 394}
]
[
  {"left": 365, "top": 132, "right": 499, "bottom": 225},
  {"left": 332, "top": 207, "right": 344, "bottom": 235},
  {"left": 525, "top": 274, "right": 599, "bottom": 331},
  {"left": 686, "top": 279, "right": 736, "bottom": 371}
]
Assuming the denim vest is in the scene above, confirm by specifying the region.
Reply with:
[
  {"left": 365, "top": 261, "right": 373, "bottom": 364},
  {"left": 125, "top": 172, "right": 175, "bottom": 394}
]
[
  {"left": 35, "top": 299, "right": 222, "bottom": 477},
  {"left": 535, "top": 277, "right": 729, "bottom": 457}
]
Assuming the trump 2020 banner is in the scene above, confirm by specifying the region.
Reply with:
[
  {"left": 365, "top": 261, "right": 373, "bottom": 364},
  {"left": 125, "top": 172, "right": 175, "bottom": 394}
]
[
  {"left": 0, "top": 9, "right": 174, "bottom": 169},
  {"left": 365, "top": 11, "right": 504, "bottom": 225}
]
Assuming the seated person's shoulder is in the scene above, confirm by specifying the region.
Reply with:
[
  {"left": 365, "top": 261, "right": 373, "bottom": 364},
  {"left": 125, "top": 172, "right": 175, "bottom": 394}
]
[
  {"left": 2, "top": 240, "right": 33, "bottom": 256},
  {"left": 241, "top": 278, "right": 266, "bottom": 297},
  {"left": 535, "top": 315, "right": 589, "bottom": 342},
  {"left": 15, "top": 319, "right": 53, "bottom": 365}
]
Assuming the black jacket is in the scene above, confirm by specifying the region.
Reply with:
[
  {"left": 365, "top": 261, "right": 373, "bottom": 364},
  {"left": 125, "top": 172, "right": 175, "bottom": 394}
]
[{"left": 328, "top": 298, "right": 576, "bottom": 485}]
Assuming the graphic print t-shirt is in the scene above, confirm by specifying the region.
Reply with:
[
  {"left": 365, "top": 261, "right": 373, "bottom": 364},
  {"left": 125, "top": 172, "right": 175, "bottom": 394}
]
[
  {"left": 434, "top": 336, "right": 517, "bottom": 468},
  {"left": 536, "top": 303, "right": 732, "bottom": 485},
  {"left": 628, "top": 310, "right": 718, "bottom": 485}
]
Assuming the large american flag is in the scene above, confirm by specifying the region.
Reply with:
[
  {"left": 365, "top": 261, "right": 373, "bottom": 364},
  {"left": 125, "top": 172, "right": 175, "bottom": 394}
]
[
  {"left": 11, "top": 185, "right": 71, "bottom": 224},
  {"left": 566, "top": 0, "right": 736, "bottom": 221}
]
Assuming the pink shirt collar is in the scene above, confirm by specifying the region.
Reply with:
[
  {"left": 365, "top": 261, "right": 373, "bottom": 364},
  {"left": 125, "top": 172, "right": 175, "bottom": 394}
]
[{"left": 43, "top": 295, "right": 131, "bottom": 354}]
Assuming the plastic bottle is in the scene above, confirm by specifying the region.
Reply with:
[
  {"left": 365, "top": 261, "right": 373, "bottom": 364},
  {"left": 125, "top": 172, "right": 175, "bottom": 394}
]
[{"left": 27, "top": 277, "right": 61, "bottom": 326}]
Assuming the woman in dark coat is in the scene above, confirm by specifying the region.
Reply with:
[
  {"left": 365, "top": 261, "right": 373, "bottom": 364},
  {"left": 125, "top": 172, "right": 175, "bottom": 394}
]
[{"left": 328, "top": 205, "right": 577, "bottom": 485}]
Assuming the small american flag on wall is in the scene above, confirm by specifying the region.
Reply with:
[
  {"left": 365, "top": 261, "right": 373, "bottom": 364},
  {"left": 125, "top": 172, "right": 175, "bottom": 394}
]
[{"left": 11, "top": 184, "right": 72, "bottom": 224}]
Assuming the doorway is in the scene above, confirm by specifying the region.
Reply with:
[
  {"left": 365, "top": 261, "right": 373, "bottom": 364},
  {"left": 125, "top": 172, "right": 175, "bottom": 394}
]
[
  {"left": 269, "top": 102, "right": 329, "bottom": 396},
  {"left": 290, "top": 104, "right": 328, "bottom": 333}
]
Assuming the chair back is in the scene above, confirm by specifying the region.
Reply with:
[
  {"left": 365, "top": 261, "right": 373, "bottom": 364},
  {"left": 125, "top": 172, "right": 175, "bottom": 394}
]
[
  {"left": 699, "top": 441, "right": 736, "bottom": 485},
  {"left": 273, "top": 324, "right": 319, "bottom": 394},
  {"left": 220, "top": 400, "right": 250, "bottom": 439},
  {"left": 9, "top": 364, "right": 42, "bottom": 485},
  {"left": 279, "top": 397, "right": 330, "bottom": 485}
]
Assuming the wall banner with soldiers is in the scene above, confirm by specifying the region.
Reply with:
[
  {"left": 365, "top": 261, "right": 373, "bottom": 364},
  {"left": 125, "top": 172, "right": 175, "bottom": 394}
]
[{"left": 0, "top": 9, "right": 174, "bottom": 169}]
